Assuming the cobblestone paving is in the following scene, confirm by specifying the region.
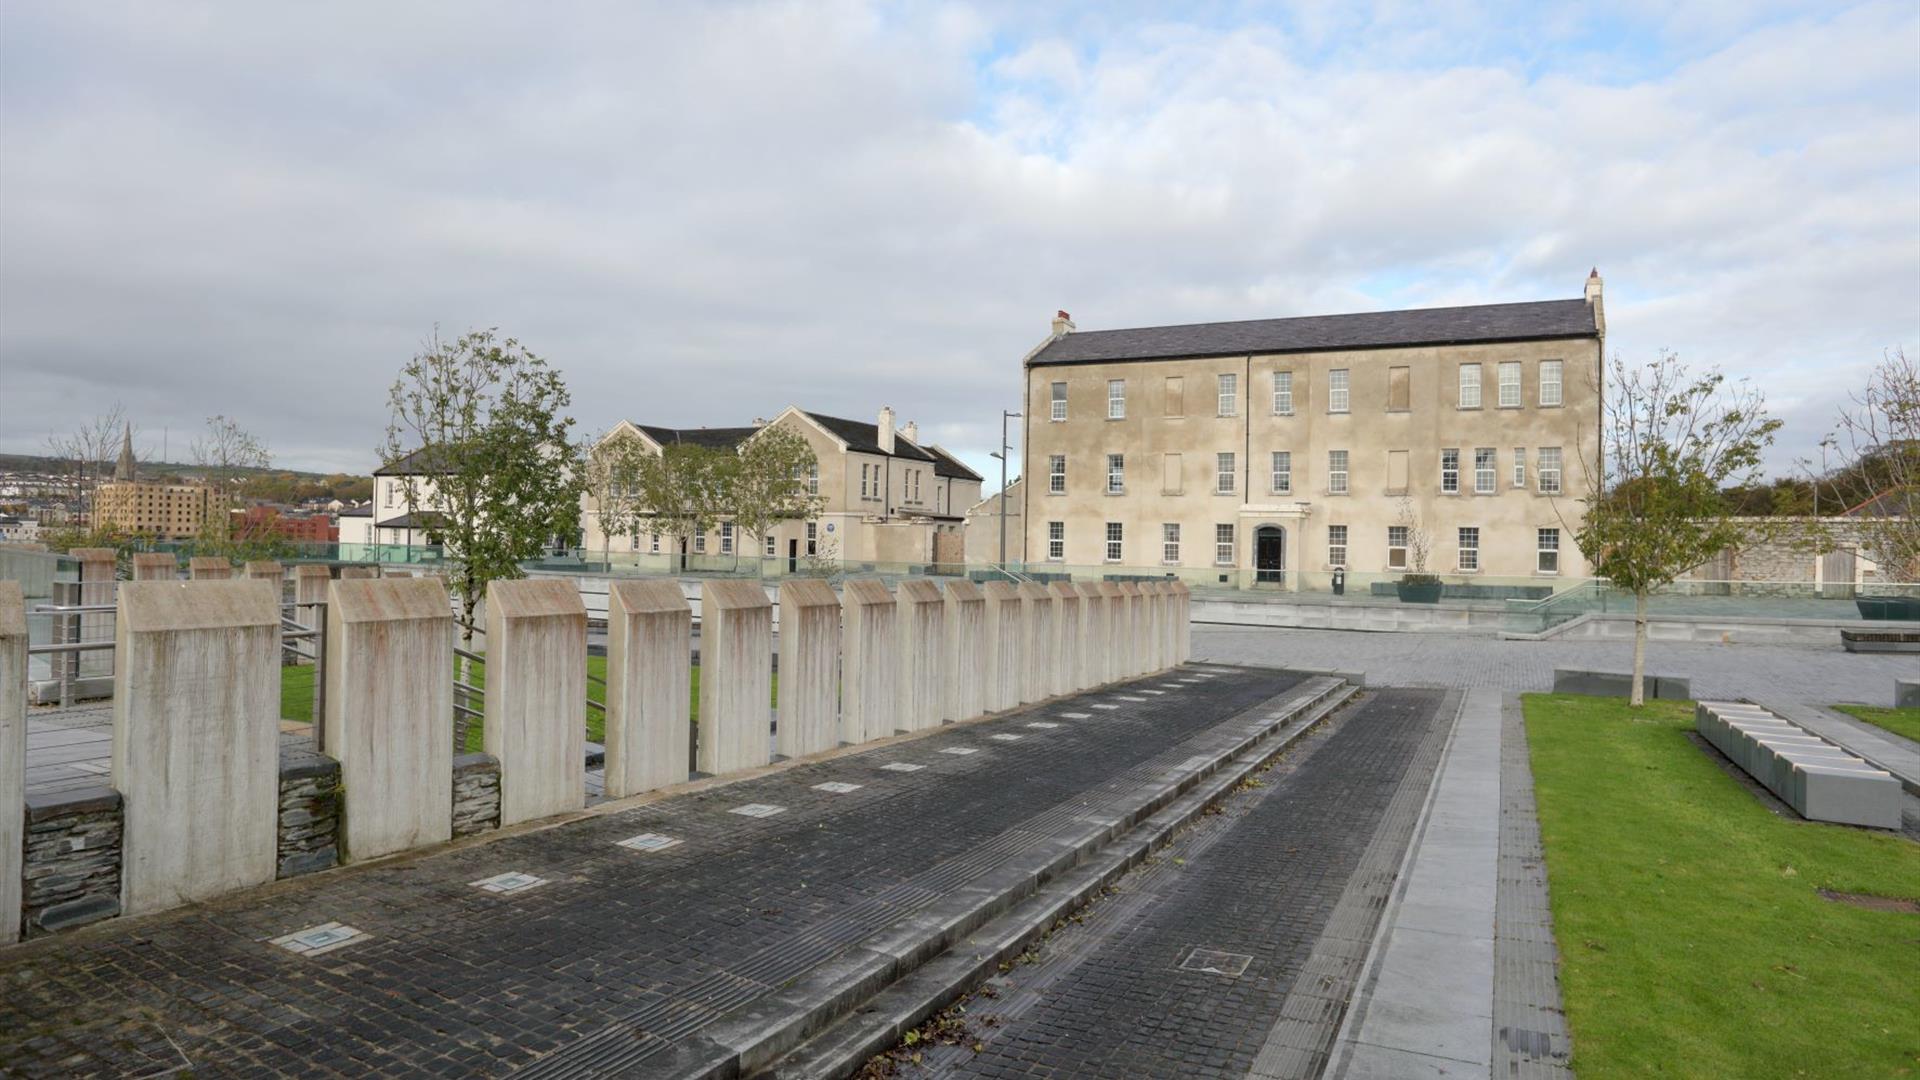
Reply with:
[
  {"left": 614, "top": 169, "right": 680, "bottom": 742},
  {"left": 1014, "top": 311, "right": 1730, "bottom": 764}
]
[
  {"left": 1195, "top": 625, "right": 1915, "bottom": 705},
  {"left": 917, "top": 688, "right": 1449, "bottom": 1080},
  {"left": 0, "top": 668, "right": 1304, "bottom": 1079}
]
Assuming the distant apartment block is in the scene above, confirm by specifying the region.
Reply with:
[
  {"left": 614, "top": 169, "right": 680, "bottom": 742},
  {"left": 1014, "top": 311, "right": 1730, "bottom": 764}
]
[
  {"left": 1021, "top": 273, "right": 1605, "bottom": 588},
  {"left": 92, "top": 426, "right": 212, "bottom": 540}
]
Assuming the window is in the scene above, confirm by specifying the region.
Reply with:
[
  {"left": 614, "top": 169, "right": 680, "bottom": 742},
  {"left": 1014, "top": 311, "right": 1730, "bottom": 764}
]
[
  {"left": 1107, "top": 379, "right": 1126, "bottom": 419},
  {"left": 1328, "top": 369, "right": 1350, "bottom": 413},
  {"left": 1499, "top": 362, "right": 1521, "bottom": 407},
  {"left": 1162, "top": 523, "right": 1181, "bottom": 564},
  {"left": 1513, "top": 447, "right": 1526, "bottom": 488},
  {"left": 1050, "top": 381, "right": 1068, "bottom": 421},
  {"left": 1216, "top": 452, "right": 1236, "bottom": 495},
  {"left": 385, "top": 483, "right": 396, "bottom": 508},
  {"left": 1271, "top": 451, "right": 1291, "bottom": 494},
  {"left": 1273, "top": 371, "right": 1294, "bottom": 415},
  {"left": 1441, "top": 448, "right": 1460, "bottom": 494},
  {"left": 1217, "top": 373, "right": 1238, "bottom": 417},
  {"left": 764, "top": 533, "right": 776, "bottom": 557},
  {"left": 1474, "top": 448, "right": 1496, "bottom": 494},
  {"left": 1539, "top": 360, "right": 1563, "bottom": 406},
  {"left": 1104, "top": 522, "right": 1123, "bottom": 563},
  {"left": 1047, "top": 521, "right": 1064, "bottom": 561},
  {"left": 1458, "top": 364, "right": 1481, "bottom": 409},
  {"left": 1388, "top": 366, "right": 1410, "bottom": 411},
  {"left": 1215, "top": 524, "right": 1235, "bottom": 565},
  {"left": 694, "top": 532, "right": 707, "bottom": 554},
  {"left": 1165, "top": 376, "right": 1184, "bottom": 417},
  {"left": 720, "top": 522, "right": 734, "bottom": 555},
  {"left": 1388, "top": 526, "right": 1409, "bottom": 570},
  {"left": 805, "top": 521, "right": 818, "bottom": 556},
  {"left": 1458, "top": 527, "right": 1480, "bottom": 571},
  {"left": 860, "top": 463, "right": 870, "bottom": 500},
  {"left": 1538, "top": 527, "right": 1560, "bottom": 574},
  {"left": 650, "top": 532, "right": 660, "bottom": 554},
  {"left": 1106, "top": 453, "right": 1125, "bottom": 494},
  {"left": 1162, "top": 452, "right": 1183, "bottom": 494},
  {"left": 1328, "top": 525, "right": 1348, "bottom": 567},
  {"left": 1328, "top": 449, "right": 1349, "bottom": 495},
  {"left": 1539, "top": 447, "right": 1563, "bottom": 494},
  {"left": 1048, "top": 454, "right": 1066, "bottom": 494}
]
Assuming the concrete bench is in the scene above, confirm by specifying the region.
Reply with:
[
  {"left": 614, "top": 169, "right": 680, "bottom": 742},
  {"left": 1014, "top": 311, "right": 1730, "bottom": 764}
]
[
  {"left": 1896, "top": 679, "right": 1918, "bottom": 708},
  {"left": 1839, "top": 629, "right": 1920, "bottom": 654},
  {"left": 1553, "top": 668, "right": 1691, "bottom": 700},
  {"left": 1695, "top": 701, "right": 1902, "bottom": 829}
]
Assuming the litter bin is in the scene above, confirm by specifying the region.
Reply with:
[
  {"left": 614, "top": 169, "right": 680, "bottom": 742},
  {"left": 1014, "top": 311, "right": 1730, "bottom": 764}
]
[{"left": 1331, "top": 567, "right": 1346, "bottom": 596}]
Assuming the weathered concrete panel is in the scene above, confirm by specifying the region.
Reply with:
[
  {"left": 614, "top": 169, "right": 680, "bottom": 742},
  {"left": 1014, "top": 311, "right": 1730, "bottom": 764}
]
[
  {"left": 606, "top": 580, "right": 692, "bottom": 797},
  {"left": 1075, "top": 583, "right": 1106, "bottom": 690},
  {"left": 1096, "top": 583, "right": 1126, "bottom": 682},
  {"left": 130, "top": 553, "right": 177, "bottom": 581},
  {"left": 323, "top": 578, "right": 453, "bottom": 860},
  {"left": 340, "top": 566, "right": 381, "bottom": 580},
  {"left": 897, "top": 579, "right": 945, "bottom": 731},
  {"left": 1897, "top": 679, "right": 1919, "bottom": 709},
  {"left": 1168, "top": 580, "right": 1192, "bottom": 663},
  {"left": 1016, "top": 583, "right": 1054, "bottom": 704},
  {"left": 982, "top": 581, "right": 1024, "bottom": 713},
  {"left": 944, "top": 581, "right": 986, "bottom": 722},
  {"left": 75, "top": 548, "right": 117, "bottom": 679},
  {"left": 1118, "top": 582, "right": 1146, "bottom": 678},
  {"left": 0, "top": 581, "right": 25, "bottom": 943},
  {"left": 188, "top": 556, "right": 232, "bottom": 581},
  {"left": 842, "top": 579, "right": 899, "bottom": 741},
  {"left": 483, "top": 578, "right": 587, "bottom": 826},
  {"left": 776, "top": 579, "right": 839, "bottom": 758},
  {"left": 113, "top": 580, "right": 280, "bottom": 916},
  {"left": 1140, "top": 582, "right": 1165, "bottom": 673},
  {"left": 1048, "top": 583, "right": 1082, "bottom": 695},
  {"left": 699, "top": 580, "right": 773, "bottom": 775}
]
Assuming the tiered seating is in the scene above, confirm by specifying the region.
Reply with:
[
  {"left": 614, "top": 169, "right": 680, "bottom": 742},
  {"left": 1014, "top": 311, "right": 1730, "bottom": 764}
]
[{"left": 1695, "top": 702, "right": 1901, "bottom": 829}]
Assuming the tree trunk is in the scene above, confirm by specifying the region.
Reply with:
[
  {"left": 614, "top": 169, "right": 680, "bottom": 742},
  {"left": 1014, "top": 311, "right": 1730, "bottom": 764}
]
[{"left": 1630, "top": 588, "right": 1649, "bottom": 707}]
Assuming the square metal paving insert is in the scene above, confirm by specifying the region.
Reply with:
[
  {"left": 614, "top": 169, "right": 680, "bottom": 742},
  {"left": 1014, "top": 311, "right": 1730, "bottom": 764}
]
[
  {"left": 270, "top": 923, "right": 366, "bottom": 957},
  {"left": 989, "top": 733, "right": 1024, "bottom": 741},
  {"left": 471, "top": 872, "right": 547, "bottom": 894},
  {"left": 812, "top": 782, "right": 862, "bottom": 794},
  {"left": 730, "top": 803, "right": 787, "bottom": 818},
  {"left": 616, "top": 833, "right": 683, "bottom": 852},
  {"left": 1177, "top": 947, "right": 1253, "bottom": 977},
  {"left": 880, "top": 762, "right": 925, "bottom": 772},
  {"left": 940, "top": 747, "right": 980, "bottom": 755}
]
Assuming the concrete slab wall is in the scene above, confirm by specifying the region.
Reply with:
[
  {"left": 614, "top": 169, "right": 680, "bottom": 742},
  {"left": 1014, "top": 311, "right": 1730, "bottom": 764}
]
[
  {"left": 0, "top": 546, "right": 58, "bottom": 598},
  {"left": 75, "top": 548, "right": 117, "bottom": 679},
  {"left": 340, "top": 566, "right": 381, "bottom": 580},
  {"left": 841, "top": 579, "right": 900, "bottom": 742},
  {"left": 113, "top": 580, "right": 281, "bottom": 916},
  {"left": 897, "top": 579, "right": 945, "bottom": 731},
  {"left": 1096, "top": 583, "right": 1125, "bottom": 682},
  {"left": 323, "top": 578, "right": 454, "bottom": 860},
  {"left": 1048, "top": 583, "right": 1082, "bottom": 694},
  {"left": 1120, "top": 582, "right": 1146, "bottom": 677},
  {"left": 483, "top": 578, "right": 587, "bottom": 826},
  {"left": 982, "top": 582, "right": 1023, "bottom": 714},
  {"left": 1, "top": 582, "right": 25, "bottom": 944},
  {"left": 605, "top": 580, "right": 692, "bottom": 797},
  {"left": 776, "top": 579, "right": 839, "bottom": 758},
  {"left": 699, "top": 580, "right": 773, "bottom": 775},
  {"left": 130, "top": 553, "right": 177, "bottom": 582},
  {"left": 1169, "top": 581, "right": 1191, "bottom": 663},
  {"left": 188, "top": 557, "right": 232, "bottom": 581},
  {"left": 1016, "top": 583, "right": 1054, "bottom": 704},
  {"left": 944, "top": 581, "right": 986, "bottom": 723},
  {"left": 1075, "top": 583, "right": 1105, "bottom": 690}
]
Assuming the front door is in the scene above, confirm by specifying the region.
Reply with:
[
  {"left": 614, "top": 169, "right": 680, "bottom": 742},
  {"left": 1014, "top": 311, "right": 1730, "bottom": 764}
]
[
  {"left": 1255, "top": 526, "right": 1285, "bottom": 584},
  {"left": 788, "top": 538, "right": 799, "bottom": 573}
]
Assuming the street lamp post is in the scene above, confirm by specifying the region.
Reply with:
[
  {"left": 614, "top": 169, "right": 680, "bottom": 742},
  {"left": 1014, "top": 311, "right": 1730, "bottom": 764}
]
[{"left": 995, "top": 409, "right": 1022, "bottom": 569}]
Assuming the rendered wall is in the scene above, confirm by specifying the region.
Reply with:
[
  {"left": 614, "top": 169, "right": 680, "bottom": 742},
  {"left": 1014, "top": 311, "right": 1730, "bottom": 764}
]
[
  {"left": 841, "top": 579, "right": 900, "bottom": 742},
  {"left": 897, "top": 579, "right": 945, "bottom": 730},
  {"left": 605, "top": 580, "right": 692, "bottom": 797},
  {"left": 699, "top": 580, "right": 773, "bottom": 775},
  {"left": 944, "top": 580, "right": 986, "bottom": 722},
  {"left": 776, "top": 579, "right": 840, "bottom": 758},
  {"left": 483, "top": 578, "right": 587, "bottom": 825}
]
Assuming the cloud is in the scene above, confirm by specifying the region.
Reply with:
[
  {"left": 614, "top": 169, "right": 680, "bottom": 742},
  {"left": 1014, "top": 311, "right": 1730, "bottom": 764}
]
[{"left": 0, "top": 0, "right": 1913, "bottom": 481}]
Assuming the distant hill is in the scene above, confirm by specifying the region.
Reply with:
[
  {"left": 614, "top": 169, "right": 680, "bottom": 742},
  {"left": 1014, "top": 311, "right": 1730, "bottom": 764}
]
[{"left": 0, "top": 452, "right": 348, "bottom": 483}]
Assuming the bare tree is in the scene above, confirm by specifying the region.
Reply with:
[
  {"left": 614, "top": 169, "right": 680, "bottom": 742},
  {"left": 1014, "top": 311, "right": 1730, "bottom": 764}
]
[
  {"left": 45, "top": 402, "right": 131, "bottom": 517},
  {"left": 1815, "top": 348, "right": 1918, "bottom": 583},
  {"left": 1575, "top": 352, "right": 1780, "bottom": 705},
  {"left": 192, "top": 415, "right": 272, "bottom": 543}
]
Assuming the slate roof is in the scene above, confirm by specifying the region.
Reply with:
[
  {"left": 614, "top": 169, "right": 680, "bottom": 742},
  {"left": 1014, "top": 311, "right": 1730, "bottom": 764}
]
[
  {"left": 799, "top": 412, "right": 982, "bottom": 481},
  {"left": 635, "top": 425, "right": 761, "bottom": 451},
  {"left": 374, "top": 511, "right": 443, "bottom": 530},
  {"left": 1028, "top": 298, "right": 1599, "bottom": 366},
  {"left": 375, "top": 447, "right": 456, "bottom": 476}
]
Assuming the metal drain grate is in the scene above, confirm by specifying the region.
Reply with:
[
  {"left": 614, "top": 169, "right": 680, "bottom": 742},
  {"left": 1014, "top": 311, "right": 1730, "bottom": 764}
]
[{"left": 1177, "top": 947, "right": 1253, "bottom": 977}]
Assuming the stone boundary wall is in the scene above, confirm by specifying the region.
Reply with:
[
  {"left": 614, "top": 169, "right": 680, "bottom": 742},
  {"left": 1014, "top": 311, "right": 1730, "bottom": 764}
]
[
  {"left": 452, "top": 753, "right": 502, "bottom": 837},
  {"left": 20, "top": 787, "right": 122, "bottom": 939},
  {"left": 277, "top": 748, "right": 340, "bottom": 878}
]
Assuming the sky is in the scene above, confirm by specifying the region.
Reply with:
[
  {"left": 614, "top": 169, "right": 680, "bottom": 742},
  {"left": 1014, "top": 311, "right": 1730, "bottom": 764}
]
[{"left": 1, "top": 0, "right": 1916, "bottom": 488}]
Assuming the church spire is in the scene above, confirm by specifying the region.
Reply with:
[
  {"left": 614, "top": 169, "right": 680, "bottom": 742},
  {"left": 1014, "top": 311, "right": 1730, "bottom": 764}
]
[{"left": 114, "top": 424, "right": 136, "bottom": 482}]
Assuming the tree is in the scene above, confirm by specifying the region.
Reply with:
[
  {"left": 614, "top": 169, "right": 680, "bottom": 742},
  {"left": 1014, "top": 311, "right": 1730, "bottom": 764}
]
[
  {"left": 45, "top": 402, "right": 131, "bottom": 515},
  {"left": 629, "top": 443, "right": 731, "bottom": 571},
  {"left": 192, "top": 414, "right": 271, "bottom": 540},
  {"left": 725, "top": 427, "right": 822, "bottom": 569},
  {"left": 1814, "top": 348, "right": 1918, "bottom": 582},
  {"left": 1574, "top": 352, "right": 1780, "bottom": 705},
  {"left": 383, "top": 329, "right": 584, "bottom": 650},
  {"left": 583, "top": 429, "right": 653, "bottom": 567}
]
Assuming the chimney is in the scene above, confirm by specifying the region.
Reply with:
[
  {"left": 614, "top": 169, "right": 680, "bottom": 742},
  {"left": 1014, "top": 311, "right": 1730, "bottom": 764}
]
[
  {"left": 901, "top": 420, "right": 919, "bottom": 446},
  {"left": 877, "top": 406, "right": 896, "bottom": 454},
  {"left": 1584, "top": 268, "right": 1605, "bottom": 337},
  {"left": 1051, "top": 309, "right": 1075, "bottom": 337}
]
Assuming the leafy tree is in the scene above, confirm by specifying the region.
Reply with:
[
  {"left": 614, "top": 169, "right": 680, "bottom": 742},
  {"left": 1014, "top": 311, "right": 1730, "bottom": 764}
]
[
  {"left": 1574, "top": 352, "right": 1780, "bottom": 705},
  {"left": 192, "top": 414, "right": 271, "bottom": 542},
  {"left": 724, "top": 427, "right": 822, "bottom": 568},
  {"left": 583, "top": 429, "right": 653, "bottom": 566},
  {"left": 383, "top": 329, "right": 584, "bottom": 649},
  {"left": 629, "top": 443, "right": 731, "bottom": 571}
]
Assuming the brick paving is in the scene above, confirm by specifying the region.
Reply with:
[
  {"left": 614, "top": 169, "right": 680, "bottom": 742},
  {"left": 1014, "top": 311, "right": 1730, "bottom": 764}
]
[
  {"left": 916, "top": 688, "right": 1450, "bottom": 1080},
  {"left": 0, "top": 667, "right": 1306, "bottom": 1079}
]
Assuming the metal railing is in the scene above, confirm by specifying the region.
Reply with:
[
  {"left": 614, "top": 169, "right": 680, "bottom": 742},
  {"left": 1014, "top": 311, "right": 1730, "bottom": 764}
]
[{"left": 448, "top": 646, "right": 608, "bottom": 755}]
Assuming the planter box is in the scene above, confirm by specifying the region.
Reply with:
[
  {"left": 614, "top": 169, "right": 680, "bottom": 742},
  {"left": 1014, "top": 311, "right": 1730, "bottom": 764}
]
[
  {"left": 1395, "top": 580, "right": 1443, "bottom": 604},
  {"left": 1855, "top": 596, "right": 1920, "bottom": 621}
]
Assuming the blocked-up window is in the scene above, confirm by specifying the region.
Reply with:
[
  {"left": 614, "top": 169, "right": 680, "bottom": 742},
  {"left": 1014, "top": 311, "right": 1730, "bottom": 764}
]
[
  {"left": 1165, "top": 376, "right": 1184, "bottom": 417},
  {"left": 1163, "top": 452, "right": 1183, "bottom": 494},
  {"left": 1458, "top": 364, "right": 1481, "bottom": 409},
  {"left": 1388, "top": 366, "right": 1410, "bottom": 412},
  {"left": 1387, "top": 450, "right": 1409, "bottom": 494}
]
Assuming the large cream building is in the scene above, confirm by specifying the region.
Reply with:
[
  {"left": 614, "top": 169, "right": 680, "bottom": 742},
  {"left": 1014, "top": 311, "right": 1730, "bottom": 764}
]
[
  {"left": 92, "top": 426, "right": 212, "bottom": 540},
  {"left": 1021, "top": 273, "right": 1605, "bottom": 591}
]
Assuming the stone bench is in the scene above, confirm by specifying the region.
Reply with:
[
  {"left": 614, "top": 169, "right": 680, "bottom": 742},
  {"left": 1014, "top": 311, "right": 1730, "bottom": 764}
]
[
  {"left": 1695, "top": 701, "right": 1902, "bottom": 829},
  {"left": 1839, "top": 629, "right": 1920, "bottom": 654},
  {"left": 1898, "top": 679, "right": 1918, "bottom": 709},
  {"left": 1552, "top": 668, "right": 1691, "bottom": 700}
]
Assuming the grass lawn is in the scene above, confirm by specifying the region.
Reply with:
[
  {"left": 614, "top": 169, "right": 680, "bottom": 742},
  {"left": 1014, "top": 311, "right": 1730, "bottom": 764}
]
[
  {"left": 1524, "top": 693, "right": 1920, "bottom": 1079},
  {"left": 1833, "top": 704, "right": 1920, "bottom": 747},
  {"left": 281, "top": 658, "right": 778, "bottom": 754}
]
